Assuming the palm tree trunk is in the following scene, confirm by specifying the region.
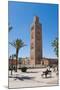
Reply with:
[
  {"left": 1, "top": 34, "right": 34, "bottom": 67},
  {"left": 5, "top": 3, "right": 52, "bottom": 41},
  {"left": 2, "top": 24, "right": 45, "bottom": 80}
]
[{"left": 16, "top": 49, "right": 18, "bottom": 72}]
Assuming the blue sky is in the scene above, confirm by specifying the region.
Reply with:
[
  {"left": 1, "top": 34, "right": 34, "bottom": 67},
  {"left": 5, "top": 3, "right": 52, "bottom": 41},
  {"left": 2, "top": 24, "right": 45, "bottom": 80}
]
[{"left": 8, "top": 1, "right": 58, "bottom": 58}]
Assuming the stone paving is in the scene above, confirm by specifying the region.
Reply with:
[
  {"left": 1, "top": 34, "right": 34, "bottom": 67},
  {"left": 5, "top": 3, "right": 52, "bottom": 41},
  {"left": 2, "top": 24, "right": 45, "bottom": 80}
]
[{"left": 8, "top": 68, "right": 59, "bottom": 88}]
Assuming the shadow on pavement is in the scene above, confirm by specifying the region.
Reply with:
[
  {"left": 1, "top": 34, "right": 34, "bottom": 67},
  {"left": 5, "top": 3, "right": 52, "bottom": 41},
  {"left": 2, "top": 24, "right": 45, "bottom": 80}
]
[
  {"left": 26, "top": 71, "right": 38, "bottom": 73},
  {"left": 9, "top": 75, "right": 35, "bottom": 81},
  {"left": 42, "top": 76, "right": 54, "bottom": 79}
]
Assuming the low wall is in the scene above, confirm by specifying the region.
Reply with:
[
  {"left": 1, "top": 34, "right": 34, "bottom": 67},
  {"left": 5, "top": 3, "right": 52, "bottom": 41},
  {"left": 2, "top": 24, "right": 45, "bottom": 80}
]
[{"left": 18, "top": 64, "right": 48, "bottom": 69}]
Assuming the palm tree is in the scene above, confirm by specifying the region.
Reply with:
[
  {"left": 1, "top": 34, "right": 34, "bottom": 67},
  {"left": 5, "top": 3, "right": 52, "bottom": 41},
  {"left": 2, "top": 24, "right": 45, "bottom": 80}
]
[
  {"left": 52, "top": 37, "right": 58, "bottom": 57},
  {"left": 52, "top": 37, "right": 58, "bottom": 72},
  {"left": 9, "top": 39, "right": 26, "bottom": 72}
]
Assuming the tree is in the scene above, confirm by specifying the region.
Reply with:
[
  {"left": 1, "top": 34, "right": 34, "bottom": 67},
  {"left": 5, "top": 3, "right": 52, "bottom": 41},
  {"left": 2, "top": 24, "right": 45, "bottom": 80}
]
[
  {"left": 9, "top": 39, "right": 26, "bottom": 72},
  {"left": 52, "top": 37, "right": 58, "bottom": 57}
]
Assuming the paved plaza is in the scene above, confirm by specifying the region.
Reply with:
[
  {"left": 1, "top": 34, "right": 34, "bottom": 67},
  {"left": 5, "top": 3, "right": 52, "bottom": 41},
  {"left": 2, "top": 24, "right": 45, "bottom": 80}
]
[{"left": 8, "top": 68, "right": 59, "bottom": 88}]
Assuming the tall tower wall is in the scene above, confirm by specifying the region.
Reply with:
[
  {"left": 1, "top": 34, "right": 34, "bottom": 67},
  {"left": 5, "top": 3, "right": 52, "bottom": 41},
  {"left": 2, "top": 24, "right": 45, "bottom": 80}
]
[{"left": 30, "top": 16, "right": 42, "bottom": 65}]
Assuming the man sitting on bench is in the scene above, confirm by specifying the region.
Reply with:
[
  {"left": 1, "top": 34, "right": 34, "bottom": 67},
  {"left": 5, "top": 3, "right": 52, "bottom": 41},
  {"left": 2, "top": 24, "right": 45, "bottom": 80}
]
[{"left": 41, "top": 69, "right": 52, "bottom": 78}]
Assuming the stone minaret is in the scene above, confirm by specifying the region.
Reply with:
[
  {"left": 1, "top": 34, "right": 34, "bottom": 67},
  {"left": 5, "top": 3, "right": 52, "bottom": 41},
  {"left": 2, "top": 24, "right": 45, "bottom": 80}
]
[{"left": 30, "top": 16, "right": 42, "bottom": 65}]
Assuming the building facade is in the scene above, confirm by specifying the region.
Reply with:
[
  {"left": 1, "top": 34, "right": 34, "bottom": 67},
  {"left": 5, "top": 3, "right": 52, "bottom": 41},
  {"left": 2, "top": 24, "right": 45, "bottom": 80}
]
[
  {"left": 30, "top": 16, "right": 42, "bottom": 65},
  {"left": 41, "top": 58, "right": 58, "bottom": 66}
]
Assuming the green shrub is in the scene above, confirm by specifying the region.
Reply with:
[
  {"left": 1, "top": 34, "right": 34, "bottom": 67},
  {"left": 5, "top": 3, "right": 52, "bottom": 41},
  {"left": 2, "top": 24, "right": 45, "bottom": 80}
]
[{"left": 21, "top": 67, "right": 27, "bottom": 72}]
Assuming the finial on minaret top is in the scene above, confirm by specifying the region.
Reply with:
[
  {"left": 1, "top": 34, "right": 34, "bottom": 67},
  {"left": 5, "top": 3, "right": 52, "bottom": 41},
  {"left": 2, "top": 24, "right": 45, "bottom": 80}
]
[{"left": 34, "top": 16, "right": 39, "bottom": 23}]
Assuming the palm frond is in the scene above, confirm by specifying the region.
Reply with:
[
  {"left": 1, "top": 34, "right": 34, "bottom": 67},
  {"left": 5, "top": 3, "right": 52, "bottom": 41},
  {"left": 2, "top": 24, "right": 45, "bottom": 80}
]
[
  {"left": 8, "top": 26, "right": 13, "bottom": 32},
  {"left": 9, "top": 41, "right": 16, "bottom": 48}
]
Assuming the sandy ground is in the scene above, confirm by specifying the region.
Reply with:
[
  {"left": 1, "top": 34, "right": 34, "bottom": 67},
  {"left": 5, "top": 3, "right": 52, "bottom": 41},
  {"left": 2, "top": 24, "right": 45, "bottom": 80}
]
[{"left": 8, "top": 68, "right": 59, "bottom": 88}]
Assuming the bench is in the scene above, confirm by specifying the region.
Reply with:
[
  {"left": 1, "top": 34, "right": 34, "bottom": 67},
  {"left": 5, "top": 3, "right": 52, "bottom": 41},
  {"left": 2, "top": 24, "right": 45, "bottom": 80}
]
[{"left": 41, "top": 69, "right": 52, "bottom": 78}]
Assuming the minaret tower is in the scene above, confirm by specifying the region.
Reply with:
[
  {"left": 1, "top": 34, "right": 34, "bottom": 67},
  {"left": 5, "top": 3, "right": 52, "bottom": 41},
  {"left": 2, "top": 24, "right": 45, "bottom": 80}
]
[{"left": 30, "top": 16, "right": 42, "bottom": 65}]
